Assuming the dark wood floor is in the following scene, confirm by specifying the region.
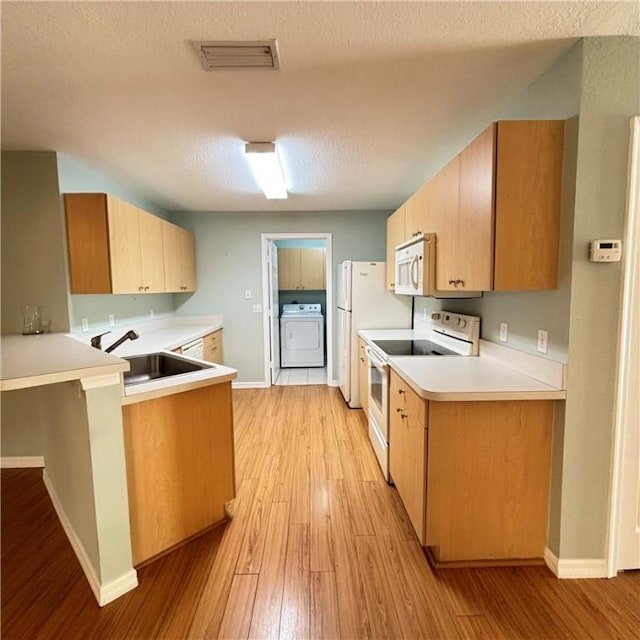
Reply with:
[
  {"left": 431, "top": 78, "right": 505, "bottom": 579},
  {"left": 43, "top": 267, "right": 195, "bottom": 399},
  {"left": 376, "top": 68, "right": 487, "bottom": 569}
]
[{"left": 2, "top": 385, "right": 639, "bottom": 639}]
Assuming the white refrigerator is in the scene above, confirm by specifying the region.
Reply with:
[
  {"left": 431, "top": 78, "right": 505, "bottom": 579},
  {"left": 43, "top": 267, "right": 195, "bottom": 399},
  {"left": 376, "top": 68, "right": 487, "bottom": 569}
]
[{"left": 336, "top": 261, "right": 412, "bottom": 408}]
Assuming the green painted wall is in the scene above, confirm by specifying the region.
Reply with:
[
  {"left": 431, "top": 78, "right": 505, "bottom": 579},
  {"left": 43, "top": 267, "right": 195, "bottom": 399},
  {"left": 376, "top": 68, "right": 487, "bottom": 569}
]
[
  {"left": 56, "top": 153, "right": 176, "bottom": 330},
  {"left": 171, "top": 211, "right": 389, "bottom": 383},
  {"left": 560, "top": 36, "right": 640, "bottom": 559},
  {"left": 1, "top": 151, "right": 71, "bottom": 458}
]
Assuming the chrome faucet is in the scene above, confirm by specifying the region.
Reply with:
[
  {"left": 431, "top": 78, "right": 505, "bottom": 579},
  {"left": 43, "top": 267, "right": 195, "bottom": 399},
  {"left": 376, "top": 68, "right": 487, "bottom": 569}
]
[{"left": 105, "top": 329, "right": 140, "bottom": 353}]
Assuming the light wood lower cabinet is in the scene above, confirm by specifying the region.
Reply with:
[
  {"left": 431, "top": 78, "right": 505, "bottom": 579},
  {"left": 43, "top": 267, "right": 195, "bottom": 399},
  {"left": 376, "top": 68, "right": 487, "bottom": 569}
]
[
  {"left": 203, "top": 329, "right": 223, "bottom": 364},
  {"left": 122, "top": 382, "right": 235, "bottom": 566},
  {"left": 389, "top": 369, "right": 554, "bottom": 565},
  {"left": 358, "top": 338, "right": 369, "bottom": 418},
  {"left": 389, "top": 371, "right": 427, "bottom": 544}
]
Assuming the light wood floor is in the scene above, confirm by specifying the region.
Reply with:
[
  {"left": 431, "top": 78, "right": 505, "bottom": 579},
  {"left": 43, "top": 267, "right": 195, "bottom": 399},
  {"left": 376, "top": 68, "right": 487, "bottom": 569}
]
[{"left": 2, "top": 385, "right": 639, "bottom": 639}]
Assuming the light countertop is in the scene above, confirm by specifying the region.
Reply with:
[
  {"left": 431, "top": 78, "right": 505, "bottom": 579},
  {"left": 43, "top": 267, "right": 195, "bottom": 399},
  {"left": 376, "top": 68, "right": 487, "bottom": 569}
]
[
  {"left": 389, "top": 356, "right": 566, "bottom": 401},
  {"left": 70, "top": 316, "right": 223, "bottom": 356},
  {"left": 358, "top": 329, "right": 566, "bottom": 401},
  {"left": 2, "top": 316, "right": 237, "bottom": 399},
  {"left": 0, "top": 334, "right": 129, "bottom": 391}
]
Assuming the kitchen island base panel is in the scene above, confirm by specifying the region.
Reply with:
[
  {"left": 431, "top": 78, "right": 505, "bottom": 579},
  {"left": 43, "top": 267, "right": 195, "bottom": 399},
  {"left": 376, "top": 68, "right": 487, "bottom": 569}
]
[{"left": 122, "top": 381, "right": 235, "bottom": 566}]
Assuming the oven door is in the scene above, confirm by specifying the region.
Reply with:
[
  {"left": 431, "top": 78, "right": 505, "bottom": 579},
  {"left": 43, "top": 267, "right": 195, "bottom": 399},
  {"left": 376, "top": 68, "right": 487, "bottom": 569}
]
[{"left": 364, "top": 345, "right": 390, "bottom": 480}]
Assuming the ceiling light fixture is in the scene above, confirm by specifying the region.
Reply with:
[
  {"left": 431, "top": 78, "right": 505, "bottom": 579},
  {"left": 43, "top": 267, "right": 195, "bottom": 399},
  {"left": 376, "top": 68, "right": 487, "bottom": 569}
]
[{"left": 244, "top": 142, "right": 288, "bottom": 199}]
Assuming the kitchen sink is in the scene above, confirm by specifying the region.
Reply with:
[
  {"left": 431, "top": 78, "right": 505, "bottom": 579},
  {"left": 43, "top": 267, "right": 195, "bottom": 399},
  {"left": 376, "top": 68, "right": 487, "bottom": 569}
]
[{"left": 123, "top": 352, "right": 212, "bottom": 386}]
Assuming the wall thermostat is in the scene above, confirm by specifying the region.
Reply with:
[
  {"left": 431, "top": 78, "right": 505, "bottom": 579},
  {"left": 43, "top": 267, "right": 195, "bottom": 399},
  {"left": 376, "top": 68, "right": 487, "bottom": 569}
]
[{"left": 589, "top": 239, "right": 622, "bottom": 262}]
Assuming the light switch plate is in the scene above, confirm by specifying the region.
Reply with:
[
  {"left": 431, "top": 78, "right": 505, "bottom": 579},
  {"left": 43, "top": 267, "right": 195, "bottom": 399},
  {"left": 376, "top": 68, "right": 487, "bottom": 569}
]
[
  {"left": 253, "top": 304, "right": 262, "bottom": 313},
  {"left": 499, "top": 322, "right": 508, "bottom": 342},
  {"left": 108, "top": 314, "right": 115, "bottom": 326},
  {"left": 244, "top": 290, "right": 252, "bottom": 300},
  {"left": 82, "top": 318, "right": 89, "bottom": 332},
  {"left": 537, "top": 329, "right": 548, "bottom": 354}
]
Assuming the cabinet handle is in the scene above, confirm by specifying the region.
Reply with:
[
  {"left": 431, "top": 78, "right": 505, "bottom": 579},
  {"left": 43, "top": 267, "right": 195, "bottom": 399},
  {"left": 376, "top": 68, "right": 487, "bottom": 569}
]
[
  {"left": 398, "top": 389, "right": 405, "bottom": 395},
  {"left": 448, "top": 278, "right": 465, "bottom": 287},
  {"left": 144, "top": 286, "right": 149, "bottom": 291},
  {"left": 138, "top": 286, "right": 144, "bottom": 291}
]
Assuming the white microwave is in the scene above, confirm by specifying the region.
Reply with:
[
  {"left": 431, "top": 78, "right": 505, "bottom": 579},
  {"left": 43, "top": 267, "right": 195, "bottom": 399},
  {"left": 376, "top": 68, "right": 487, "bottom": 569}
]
[
  {"left": 395, "top": 233, "right": 481, "bottom": 298},
  {"left": 395, "top": 234, "right": 434, "bottom": 296}
]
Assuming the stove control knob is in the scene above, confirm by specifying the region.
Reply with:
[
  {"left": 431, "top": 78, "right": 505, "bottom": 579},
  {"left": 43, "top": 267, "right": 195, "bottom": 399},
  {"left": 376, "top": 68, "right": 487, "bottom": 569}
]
[{"left": 457, "top": 318, "right": 467, "bottom": 328}]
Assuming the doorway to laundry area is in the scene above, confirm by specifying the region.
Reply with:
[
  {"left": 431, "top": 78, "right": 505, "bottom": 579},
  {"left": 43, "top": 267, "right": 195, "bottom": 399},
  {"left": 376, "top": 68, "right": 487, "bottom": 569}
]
[{"left": 260, "top": 233, "right": 333, "bottom": 386}]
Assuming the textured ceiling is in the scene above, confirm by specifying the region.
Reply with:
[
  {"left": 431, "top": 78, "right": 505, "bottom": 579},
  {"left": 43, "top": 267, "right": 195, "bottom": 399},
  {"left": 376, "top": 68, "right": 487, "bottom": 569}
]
[{"left": 1, "top": 1, "right": 639, "bottom": 212}]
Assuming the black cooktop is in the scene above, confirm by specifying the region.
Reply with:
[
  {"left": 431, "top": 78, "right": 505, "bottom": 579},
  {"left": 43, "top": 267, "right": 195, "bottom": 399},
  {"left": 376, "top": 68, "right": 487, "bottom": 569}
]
[{"left": 372, "top": 339, "right": 458, "bottom": 357}]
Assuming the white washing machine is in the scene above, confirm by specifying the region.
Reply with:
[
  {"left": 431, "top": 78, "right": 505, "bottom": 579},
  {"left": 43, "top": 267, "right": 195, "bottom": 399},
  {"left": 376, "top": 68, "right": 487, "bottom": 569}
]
[{"left": 280, "top": 303, "right": 325, "bottom": 367}]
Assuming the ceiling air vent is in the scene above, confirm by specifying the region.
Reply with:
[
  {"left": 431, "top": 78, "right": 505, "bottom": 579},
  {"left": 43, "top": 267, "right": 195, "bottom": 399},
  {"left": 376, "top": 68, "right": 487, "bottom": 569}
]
[{"left": 191, "top": 39, "right": 280, "bottom": 71}]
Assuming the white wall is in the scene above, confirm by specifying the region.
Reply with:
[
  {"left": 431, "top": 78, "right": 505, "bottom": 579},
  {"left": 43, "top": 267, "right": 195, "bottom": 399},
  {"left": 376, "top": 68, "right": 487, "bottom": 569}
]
[{"left": 171, "top": 211, "right": 389, "bottom": 383}]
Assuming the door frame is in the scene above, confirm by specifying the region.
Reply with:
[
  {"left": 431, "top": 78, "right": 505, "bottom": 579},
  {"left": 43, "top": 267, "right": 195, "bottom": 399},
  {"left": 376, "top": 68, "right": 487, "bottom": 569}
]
[
  {"left": 260, "top": 232, "right": 333, "bottom": 386},
  {"left": 607, "top": 116, "right": 640, "bottom": 576}
]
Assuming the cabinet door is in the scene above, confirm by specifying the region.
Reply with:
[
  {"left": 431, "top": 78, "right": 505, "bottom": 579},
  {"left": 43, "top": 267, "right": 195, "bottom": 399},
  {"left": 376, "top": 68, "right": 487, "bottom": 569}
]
[
  {"left": 405, "top": 182, "right": 430, "bottom": 239},
  {"left": 161, "top": 221, "right": 183, "bottom": 292},
  {"left": 107, "top": 196, "right": 144, "bottom": 293},
  {"left": 278, "top": 248, "right": 300, "bottom": 290},
  {"left": 203, "top": 329, "right": 223, "bottom": 364},
  {"left": 300, "top": 248, "right": 325, "bottom": 289},
  {"left": 138, "top": 209, "right": 166, "bottom": 292},
  {"left": 386, "top": 205, "right": 406, "bottom": 290},
  {"left": 457, "top": 124, "right": 495, "bottom": 291},
  {"left": 430, "top": 158, "right": 460, "bottom": 291},
  {"left": 64, "top": 193, "right": 112, "bottom": 294},
  {"left": 358, "top": 339, "right": 368, "bottom": 418},
  {"left": 494, "top": 120, "right": 564, "bottom": 290},
  {"left": 389, "top": 371, "right": 427, "bottom": 544},
  {"left": 180, "top": 228, "right": 197, "bottom": 292},
  {"left": 122, "top": 383, "right": 235, "bottom": 565}
]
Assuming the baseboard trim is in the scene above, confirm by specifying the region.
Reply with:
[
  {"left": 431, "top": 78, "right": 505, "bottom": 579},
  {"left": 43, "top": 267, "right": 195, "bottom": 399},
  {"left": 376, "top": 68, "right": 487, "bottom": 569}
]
[
  {"left": 544, "top": 547, "right": 608, "bottom": 578},
  {"left": 232, "top": 381, "right": 270, "bottom": 389},
  {"left": 43, "top": 471, "right": 138, "bottom": 606},
  {"left": 1, "top": 456, "right": 45, "bottom": 468}
]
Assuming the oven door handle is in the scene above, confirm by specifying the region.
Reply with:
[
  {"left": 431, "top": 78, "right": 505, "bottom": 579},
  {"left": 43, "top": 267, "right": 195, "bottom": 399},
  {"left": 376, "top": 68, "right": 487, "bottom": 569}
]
[{"left": 364, "top": 345, "right": 387, "bottom": 370}]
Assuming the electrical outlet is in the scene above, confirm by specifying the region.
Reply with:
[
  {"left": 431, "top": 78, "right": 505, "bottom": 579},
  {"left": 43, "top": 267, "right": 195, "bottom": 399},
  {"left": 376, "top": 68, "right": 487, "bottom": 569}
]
[
  {"left": 149, "top": 308, "right": 154, "bottom": 319},
  {"left": 244, "top": 290, "right": 252, "bottom": 300},
  {"left": 499, "top": 322, "right": 508, "bottom": 342},
  {"left": 537, "top": 329, "right": 549, "bottom": 354},
  {"left": 81, "top": 318, "right": 89, "bottom": 332},
  {"left": 252, "top": 304, "right": 262, "bottom": 313},
  {"left": 108, "top": 314, "right": 115, "bottom": 327}
]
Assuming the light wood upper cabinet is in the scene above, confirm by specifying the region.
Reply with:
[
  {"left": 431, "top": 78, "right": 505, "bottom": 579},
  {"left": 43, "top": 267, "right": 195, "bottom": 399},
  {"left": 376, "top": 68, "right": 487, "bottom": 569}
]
[
  {"left": 65, "top": 193, "right": 195, "bottom": 295},
  {"left": 405, "top": 181, "right": 431, "bottom": 240},
  {"left": 389, "top": 370, "right": 428, "bottom": 544},
  {"left": 278, "top": 248, "right": 326, "bottom": 290},
  {"left": 138, "top": 210, "right": 166, "bottom": 293},
  {"left": 494, "top": 120, "right": 564, "bottom": 290},
  {"left": 434, "top": 120, "right": 563, "bottom": 291},
  {"left": 384, "top": 119, "right": 564, "bottom": 294},
  {"left": 65, "top": 193, "right": 172, "bottom": 294},
  {"left": 162, "top": 221, "right": 196, "bottom": 292},
  {"left": 385, "top": 205, "right": 406, "bottom": 290}
]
